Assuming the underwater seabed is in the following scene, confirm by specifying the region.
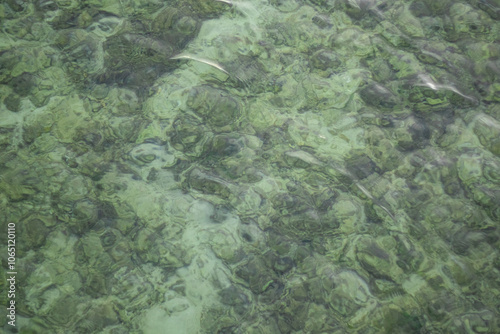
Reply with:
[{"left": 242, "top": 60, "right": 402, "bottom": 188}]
[{"left": 1, "top": 0, "right": 500, "bottom": 333}]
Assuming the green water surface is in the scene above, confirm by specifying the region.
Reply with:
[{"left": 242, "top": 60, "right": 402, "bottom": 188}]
[{"left": 0, "top": 0, "right": 499, "bottom": 333}]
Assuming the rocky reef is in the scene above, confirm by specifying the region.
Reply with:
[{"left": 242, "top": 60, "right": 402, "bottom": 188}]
[{"left": 0, "top": 0, "right": 499, "bottom": 333}]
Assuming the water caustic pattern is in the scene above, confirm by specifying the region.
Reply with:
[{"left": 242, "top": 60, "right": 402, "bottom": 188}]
[{"left": 0, "top": 0, "right": 499, "bottom": 333}]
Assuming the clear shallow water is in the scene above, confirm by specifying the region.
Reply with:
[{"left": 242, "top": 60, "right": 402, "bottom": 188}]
[{"left": 0, "top": 0, "right": 499, "bottom": 333}]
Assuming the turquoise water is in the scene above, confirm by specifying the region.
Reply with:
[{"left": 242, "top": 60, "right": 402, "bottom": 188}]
[{"left": 0, "top": 0, "right": 499, "bottom": 333}]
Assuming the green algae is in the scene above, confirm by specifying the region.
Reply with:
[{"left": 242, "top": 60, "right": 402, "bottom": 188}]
[{"left": 1, "top": 0, "right": 500, "bottom": 333}]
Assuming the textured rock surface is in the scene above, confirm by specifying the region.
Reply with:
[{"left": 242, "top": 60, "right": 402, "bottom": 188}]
[{"left": 1, "top": 0, "right": 499, "bottom": 332}]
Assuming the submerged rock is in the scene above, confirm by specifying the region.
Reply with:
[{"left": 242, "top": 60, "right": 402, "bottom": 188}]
[
  {"left": 187, "top": 85, "right": 241, "bottom": 128},
  {"left": 185, "top": 168, "right": 233, "bottom": 200},
  {"left": 3, "top": 0, "right": 500, "bottom": 332},
  {"left": 473, "top": 114, "right": 500, "bottom": 157},
  {"left": 359, "top": 82, "right": 401, "bottom": 110}
]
